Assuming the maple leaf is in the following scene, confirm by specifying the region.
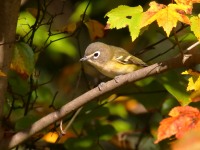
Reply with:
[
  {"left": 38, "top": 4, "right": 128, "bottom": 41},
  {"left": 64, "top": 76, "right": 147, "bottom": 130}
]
[
  {"left": 175, "top": 0, "right": 200, "bottom": 6},
  {"left": 187, "top": 76, "right": 200, "bottom": 91},
  {"left": 190, "top": 90, "right": 200, "bottom": 102},
  {"left": 84, "top": 19, "right": 105, "bottom": 41},
  {"left": 183, "top": 69, "right": 200, "bottom": 92},
  {"left": 155, "top": 106, "right": 200, "bottom": 143},
  {"left": 171, "top": 129, "right": 200, "bottom": 150},
  {"left": 62, "top": 22, "right": 77, "bottom": 34},
  {"left": 142, "top": 2, "right": 191, "bottom": 36},
  {"left": 105, "top": 5, "right": 143, "bottom": 41},
  {"left": 182, "top": 69, "right": 200, "bottom": 102},
  {"left": 190, "top": 15, "right": 200, "bottom": 41}
]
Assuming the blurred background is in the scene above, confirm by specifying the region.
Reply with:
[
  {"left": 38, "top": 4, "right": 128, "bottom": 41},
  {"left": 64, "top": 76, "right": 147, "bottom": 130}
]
[{"left": 6, "top": 0, "right": 199, "bottom": 149}]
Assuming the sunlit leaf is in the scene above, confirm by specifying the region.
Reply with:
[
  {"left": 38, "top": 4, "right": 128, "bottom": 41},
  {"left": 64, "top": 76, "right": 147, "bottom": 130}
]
[
  {"left": 175, "top": 0, "right": 200, "bottom": 5},
  {"left": 142, "top": 2, "right": 191, "bottom": 36},
  {"left": 190, "top": 15, "right": 200, "bottom": 41},
  {"left": 17, "top": 11, "right": 77, "bottom": 58},
  {"left": 43, "top": 132, "right": 59, "bottom": 143},
  {"left": 155, "top": 106, "right": 200, "bottom": 143},
  {"left": 42, "top": 131, "right": 76, "bottom": 143},
  {"left": 105, "top": 5, "right": 143, "bottom": 41},
  {"left": 187, "top": 76, "right": 200, "bottom": 91},
  {"left": 112, "top": 120, "right": 132, "bottom": 132},
  {"left": 171, "top": 129, "right": 200, "bottom": 150},
  {"left": 69, "top": 1, "right": 91, "bottom": 22},
  {"left": 190, "top": 90, "right": 200, "bottom": 102}
]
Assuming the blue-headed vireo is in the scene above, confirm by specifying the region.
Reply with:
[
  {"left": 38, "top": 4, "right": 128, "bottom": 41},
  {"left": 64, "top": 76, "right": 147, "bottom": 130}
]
[{"left": 80, "top": 42, "right": 147, "bottom": 78}]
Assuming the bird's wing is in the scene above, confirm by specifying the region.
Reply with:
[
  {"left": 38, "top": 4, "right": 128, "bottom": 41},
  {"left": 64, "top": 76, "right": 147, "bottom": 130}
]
[{"left": 111, "top": 46, "right": 147, "bottom": 67}]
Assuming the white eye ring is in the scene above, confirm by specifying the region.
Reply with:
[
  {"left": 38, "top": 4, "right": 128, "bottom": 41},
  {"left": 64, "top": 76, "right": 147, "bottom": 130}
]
[{"left": 93, "top": 51, "right": 100, "bottom": 59}]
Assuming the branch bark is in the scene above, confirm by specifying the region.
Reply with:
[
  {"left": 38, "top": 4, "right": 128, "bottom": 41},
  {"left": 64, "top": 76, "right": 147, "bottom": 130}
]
[
  {"left": 0, "top": 0, "right": 20, "bottom": 142},
  {"left": 0, "top": 51, "right": 200, "bottom": 149}
]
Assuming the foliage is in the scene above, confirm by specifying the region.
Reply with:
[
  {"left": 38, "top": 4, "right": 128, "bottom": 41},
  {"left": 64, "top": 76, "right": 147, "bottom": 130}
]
[{"left": 2, "top": 0, "right": 200, "bottom": 149}]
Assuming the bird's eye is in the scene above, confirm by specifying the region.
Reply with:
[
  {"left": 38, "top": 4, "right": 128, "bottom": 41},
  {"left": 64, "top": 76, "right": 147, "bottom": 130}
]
[{"left": 93, "top": 51, "right": 100, "bottom": 59}]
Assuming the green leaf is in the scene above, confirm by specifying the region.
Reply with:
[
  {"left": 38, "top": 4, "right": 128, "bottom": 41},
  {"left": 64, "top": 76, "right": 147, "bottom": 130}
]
[
  {"left": 108, "top": 103, "right": 127, "bottom": 118},
  {"left": 17, "top": 11, "right": 77, "bottom": 58},
  {"left": 11, "top": 42, "right": 34, "bottom": 76},
  {"left": 157, "top": 71, "right": 191, "bottom": 106},
  {"left": 15, "top": 115, "right": 39, "bottom": 131},
  {"left": 105, "top": 5, "right": 143, "bottom": 41},
  {"left": 138, "top": 135, "right": 160, "bottom": 150},
  {"left": 64, "top": 137, "right": 94, "bottom": 150},
  {"left": 97, "top": 124, "right": 116, "bottom": 140},
  {"left": 190, "top": 15, "right": 200, "bottom": 41},
  {"left": 8, "top": 71, "right": 30, "bottom": 95},
  {"left": 112, "top": 120, "right": 132, "bottom": 132},
  {"left": 69, "top": 1, "right": 91, "bottom": 22}
]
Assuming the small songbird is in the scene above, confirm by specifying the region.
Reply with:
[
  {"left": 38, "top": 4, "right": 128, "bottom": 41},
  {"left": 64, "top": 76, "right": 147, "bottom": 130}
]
[{"left": 80, "top": 42, "right": 147, "bottom": 78}]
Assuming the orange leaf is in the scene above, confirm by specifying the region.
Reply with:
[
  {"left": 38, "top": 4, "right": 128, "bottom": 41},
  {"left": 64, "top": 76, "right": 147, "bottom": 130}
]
[
  {"left": 62, "top": 22, "right": 77, "bottom": 34},
  {"left": 42, "top": 131, "right": 76, "bottom": 143},
  {"left": 172, "top": 129, "right": 200, "bottom": 150},
  {"left": 155, "top": 106, "right": 200, "bottom": 143},
  {"left": 84, "top": 19, "right": 105, "bottom": 41},
  {"left": 142, "top": 1, "right": 166, "bottom": 27},
  {"left": 142, "top": 2, "right": 191, "bottom": 36},
  {"left": 175, "top": 0, "right": 200, "bottom": 5},
  {"left": 42, "top": 132, "right": 59, "bottom": 143}
]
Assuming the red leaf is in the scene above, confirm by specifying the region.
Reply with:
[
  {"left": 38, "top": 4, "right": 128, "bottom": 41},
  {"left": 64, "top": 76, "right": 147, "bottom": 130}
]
[{"left": 155, "top": 106, "right": 200, "bottom": 143}]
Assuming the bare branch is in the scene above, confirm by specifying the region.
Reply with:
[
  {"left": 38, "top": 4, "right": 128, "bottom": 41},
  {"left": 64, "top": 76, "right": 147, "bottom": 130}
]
[{"left": 0, "top": 51, "right": 199, "bottom": 149}]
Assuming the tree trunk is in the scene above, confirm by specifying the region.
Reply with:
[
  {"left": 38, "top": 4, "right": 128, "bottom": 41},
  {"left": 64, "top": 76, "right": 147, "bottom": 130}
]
[{"left": 0, "top": 0, "right": 21, "bottom": 142}]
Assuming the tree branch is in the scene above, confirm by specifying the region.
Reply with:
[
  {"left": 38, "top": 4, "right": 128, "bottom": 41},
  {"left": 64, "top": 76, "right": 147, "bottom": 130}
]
[{"left": 1, "top": 52, "right": 200, "bottom": 149}]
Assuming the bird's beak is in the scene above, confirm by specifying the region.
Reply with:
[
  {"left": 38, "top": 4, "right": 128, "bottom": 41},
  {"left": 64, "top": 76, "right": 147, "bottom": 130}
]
[
  {"left": 80, "top": 56, "right": 88, "bottom": 61},
  {"left": 80, "top": 53, "right": 94, "bottom": 61}
]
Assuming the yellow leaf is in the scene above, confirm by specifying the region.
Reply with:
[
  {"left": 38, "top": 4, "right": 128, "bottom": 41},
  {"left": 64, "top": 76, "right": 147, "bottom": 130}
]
[
  {"left": 190, "top": 90, "right": 200, "bottom": 102},
  {"left": 175, "top": 0, "right": 200, "bottom": 6},
  {"left": 191, "top": 15, "right": 200, "bottom": 41},
  {"left": 42, "top": 131, "right": 76, "bottom": 143},
  {"left": 182, "top": 70, "right": 189, "bottom": 75},
  {"left": 182, "top": 69, "right": 200, "bottom": 91},
  {"left": 142, "top": 2, "right": 190, "bottom": 36},
  {"left": 42, "top": 132, "right": 59, "bottom": 143},
  {"left": 187, "top": 76, "right": 200, "bottom": 91},
  {"left": 142, "top": 1, "right": 166, "bottom": 27},
  {"left": 0, "top": 70, "right": 6, "bottom": 77}
]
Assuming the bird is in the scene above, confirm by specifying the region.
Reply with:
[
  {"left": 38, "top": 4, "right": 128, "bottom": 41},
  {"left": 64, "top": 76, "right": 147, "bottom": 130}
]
[{"left": 80, "top": 42, "right": 147, "bottom": 78}]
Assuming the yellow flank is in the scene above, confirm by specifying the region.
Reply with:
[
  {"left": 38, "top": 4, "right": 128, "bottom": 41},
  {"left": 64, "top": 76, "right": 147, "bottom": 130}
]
[{"left": 95, "top": 59, "right": 140, "bottom": 78}]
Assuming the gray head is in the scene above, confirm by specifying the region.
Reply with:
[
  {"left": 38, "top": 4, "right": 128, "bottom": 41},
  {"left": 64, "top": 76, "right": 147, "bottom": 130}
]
[{"left": 80, "top": 42, "right": 113, "bottom": 65}]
